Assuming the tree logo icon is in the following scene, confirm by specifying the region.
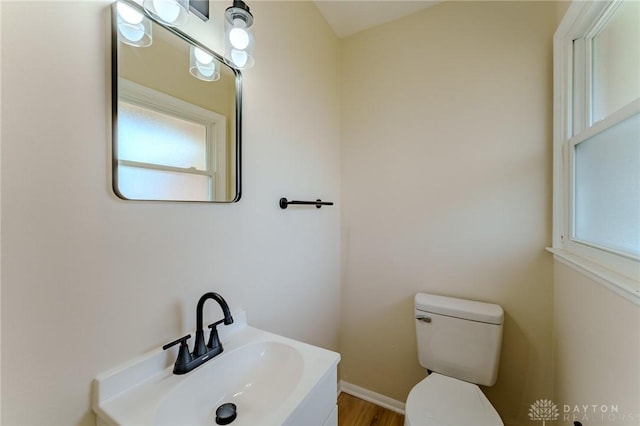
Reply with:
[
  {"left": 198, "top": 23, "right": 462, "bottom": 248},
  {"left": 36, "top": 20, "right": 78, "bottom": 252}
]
[{"left": 529, "top": 399, "right": 559, "bottom": 425}]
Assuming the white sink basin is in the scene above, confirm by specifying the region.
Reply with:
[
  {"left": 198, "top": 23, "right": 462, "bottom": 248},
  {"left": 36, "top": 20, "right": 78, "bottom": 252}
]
[
  {"left": 154, "top": 341, "right": 304, "bottom": 425},
  {"left": 93, "top": 311, "right": 340, "bottom": 426}
]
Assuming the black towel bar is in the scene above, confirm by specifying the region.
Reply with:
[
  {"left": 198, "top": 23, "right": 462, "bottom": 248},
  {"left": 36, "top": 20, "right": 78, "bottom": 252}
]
[{"left": 279, "top": 198, "right": 334, "bottom": 209}]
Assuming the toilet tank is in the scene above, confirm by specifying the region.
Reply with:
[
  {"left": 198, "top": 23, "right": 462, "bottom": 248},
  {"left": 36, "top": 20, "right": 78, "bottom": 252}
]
[{"left": 415, "top": 293, "right": 504, "bottom": 386}]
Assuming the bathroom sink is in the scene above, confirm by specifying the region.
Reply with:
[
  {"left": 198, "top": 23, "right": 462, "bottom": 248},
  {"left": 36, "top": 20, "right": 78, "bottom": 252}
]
[
  {"left": 154, "top": 341, "right": 304, "bottom": 425},
  {"left": 93, "top": 311, "right": 340, "bottom": 426}
]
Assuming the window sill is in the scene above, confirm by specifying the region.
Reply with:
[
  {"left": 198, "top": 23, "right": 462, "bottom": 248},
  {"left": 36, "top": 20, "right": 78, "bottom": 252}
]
[{"left": 546, "top": 247, "right": 640, "bottom": 306}]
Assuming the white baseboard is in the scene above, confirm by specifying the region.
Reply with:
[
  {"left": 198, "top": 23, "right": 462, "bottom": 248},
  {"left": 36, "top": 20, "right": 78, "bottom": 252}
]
[{"left": 338, "top": 380, "right": 406, "bottom": 415}]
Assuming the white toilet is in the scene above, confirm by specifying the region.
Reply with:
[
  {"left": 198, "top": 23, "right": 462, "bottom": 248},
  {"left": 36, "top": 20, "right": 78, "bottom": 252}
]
[{"left": 404, "top": 293, "right": 505, "bottom": 426}]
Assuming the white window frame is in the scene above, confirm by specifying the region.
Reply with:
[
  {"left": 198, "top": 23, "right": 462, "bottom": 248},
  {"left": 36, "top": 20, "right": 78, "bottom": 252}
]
[
  {"left": 551, "top": 0, "right": 640, "bottom": 305},
  {"left": 117, "top": 79, "right": 228, "bottom": 200}
]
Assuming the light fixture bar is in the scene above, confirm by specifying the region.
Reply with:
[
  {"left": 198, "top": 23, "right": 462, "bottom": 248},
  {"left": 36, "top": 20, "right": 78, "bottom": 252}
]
[{"left": 189, "top": 0, "right": 209, "bottom": 22}]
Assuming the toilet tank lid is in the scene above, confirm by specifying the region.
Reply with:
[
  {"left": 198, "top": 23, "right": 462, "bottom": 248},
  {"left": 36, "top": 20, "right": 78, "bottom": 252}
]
[{"left": 415, "top": 293, "right": 504, "bottom": 325}]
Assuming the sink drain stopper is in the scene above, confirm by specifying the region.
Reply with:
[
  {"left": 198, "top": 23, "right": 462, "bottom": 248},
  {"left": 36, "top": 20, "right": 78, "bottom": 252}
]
[{"left": 215, "top": 402, "right": 237, "bottom": 425}]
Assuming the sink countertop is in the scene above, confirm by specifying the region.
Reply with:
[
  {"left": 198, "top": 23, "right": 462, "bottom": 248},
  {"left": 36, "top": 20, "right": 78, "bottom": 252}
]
[{"left": 93, "top": 310, "right": 340, "bottom": 426}]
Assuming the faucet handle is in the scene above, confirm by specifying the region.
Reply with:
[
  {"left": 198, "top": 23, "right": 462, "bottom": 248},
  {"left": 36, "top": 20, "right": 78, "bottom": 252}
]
[
  {"left": 162, "top": 334, "right": 191, "bottom": 350},
  {"left": 207, "top": 320, "right": 224, "bottom": 350},
  {"left": 207, "top": 319, "right": 225, "bottom": 329},
  {"left": 163, "top": 334, "right": 193, "bottom": 367}
]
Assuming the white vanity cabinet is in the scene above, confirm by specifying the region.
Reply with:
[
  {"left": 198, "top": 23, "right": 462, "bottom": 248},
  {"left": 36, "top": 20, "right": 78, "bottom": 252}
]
[{"left": 284, "top": 366, "right": 338, "bottom": 426}]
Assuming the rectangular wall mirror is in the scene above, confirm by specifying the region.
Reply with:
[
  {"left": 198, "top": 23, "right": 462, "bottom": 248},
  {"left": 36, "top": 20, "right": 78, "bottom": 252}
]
[{"left": 111, "top": 1, "right": 241, "bottom": 202}]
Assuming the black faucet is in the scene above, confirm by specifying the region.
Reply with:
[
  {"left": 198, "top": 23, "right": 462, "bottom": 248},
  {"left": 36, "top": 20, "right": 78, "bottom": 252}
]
[{"left": 163, "top": 292, "right": 234, "bottom": 375}]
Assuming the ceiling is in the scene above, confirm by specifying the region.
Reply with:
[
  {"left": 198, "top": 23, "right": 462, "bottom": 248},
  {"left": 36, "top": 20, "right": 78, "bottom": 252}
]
[{"left": 313, "top": 1, "right": 443, "bottom": 38}]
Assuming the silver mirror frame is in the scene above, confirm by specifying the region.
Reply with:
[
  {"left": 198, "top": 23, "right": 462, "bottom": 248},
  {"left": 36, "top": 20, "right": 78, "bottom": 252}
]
[{"left": 111, "top": 0, "right": 242, "bottom": 202}]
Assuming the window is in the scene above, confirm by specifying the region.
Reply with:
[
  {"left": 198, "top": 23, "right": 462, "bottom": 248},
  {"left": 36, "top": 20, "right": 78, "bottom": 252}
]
[
  {"left": 115, "top": 79, "right": 227, "bottom": 201},
  {"left": 553, "top": 0, "right": 639, "bottom": 303}
]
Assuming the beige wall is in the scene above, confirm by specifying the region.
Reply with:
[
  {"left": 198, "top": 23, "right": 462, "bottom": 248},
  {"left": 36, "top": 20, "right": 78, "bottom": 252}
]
[
  {"left": 339, "top": 2, "right": 556, "bottom": 425},
  {"left": 0, "top": 1, "right": 340, "bottom": 425},
  {"left": 557, "top": 0, "right": 571, "bottom": 23},
  {"left": 553, "top": 261, "right": 640, "bottom": 425}
]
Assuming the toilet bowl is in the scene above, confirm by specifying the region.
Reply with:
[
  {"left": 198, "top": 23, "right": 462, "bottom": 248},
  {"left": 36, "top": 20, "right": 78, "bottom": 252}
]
[
  {"left": 405, "top": 293, "right": 505, "bottom": 426},
  {"left": 404, "top": 373, "right": 503, "bottom": 426}
]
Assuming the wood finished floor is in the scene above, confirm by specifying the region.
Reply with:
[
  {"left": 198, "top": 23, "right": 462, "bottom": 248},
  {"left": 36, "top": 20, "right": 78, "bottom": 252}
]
[{"left": 338, "top": 393, "right": 405, "bottom": 426}]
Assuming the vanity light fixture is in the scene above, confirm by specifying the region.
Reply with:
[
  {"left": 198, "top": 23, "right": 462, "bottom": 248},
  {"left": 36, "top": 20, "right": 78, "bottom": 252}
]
[
  {"left": 116, "top": 0, "right": 257, "bottom": 69},
  {"left": 143, "top": 0, "right": 189, "bottom": 27},
  {"left": 189, "top": 46, "right": 220, "bottom": 81},
  {"left": 224, "top": 0, "right": 255, "bottom": 69},
  {"left": 116, "top": 1, "right": 152, "bottom": 47}
]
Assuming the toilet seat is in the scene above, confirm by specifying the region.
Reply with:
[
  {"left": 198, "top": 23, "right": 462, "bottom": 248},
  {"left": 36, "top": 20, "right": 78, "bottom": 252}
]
[{"left": 405, "top": 373, "right": 503, "bottom": 426}]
